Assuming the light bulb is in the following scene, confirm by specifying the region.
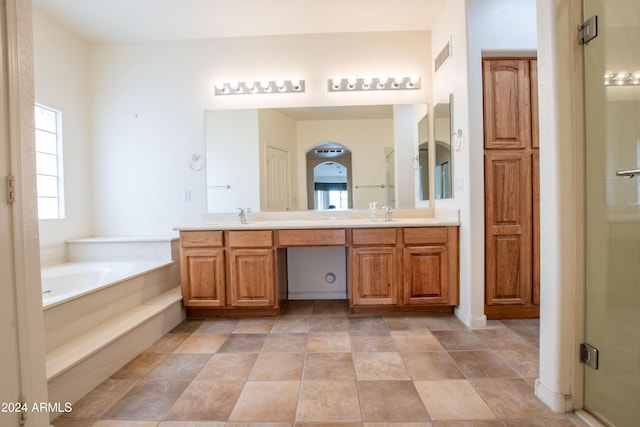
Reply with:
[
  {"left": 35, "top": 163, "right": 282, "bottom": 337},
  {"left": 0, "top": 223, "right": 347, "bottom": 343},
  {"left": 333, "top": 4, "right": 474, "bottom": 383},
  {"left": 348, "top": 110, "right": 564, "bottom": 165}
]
[
  {"left": 245, "top": 80, "right": 255, "bottom": 90},
  {"left": 377, "top": 76, "right": 388, "bottom": 89},
  {"left": 347, "top": 76, "right": 357, "bottom": 89},
  {"left": 291, "top": 79, "right": 301, "bottom": 91},
  {"left": 275, "top": 80, "right": 286, "bottom": 91},
  {"left": 332, "top": 77, "right": 342, "bottom": 90},
  {"left": 214, "top": 81, "right": 225, "bottom": 91},
  {"left": 260, "top": 80, "right": 270, "bottom": 89}
]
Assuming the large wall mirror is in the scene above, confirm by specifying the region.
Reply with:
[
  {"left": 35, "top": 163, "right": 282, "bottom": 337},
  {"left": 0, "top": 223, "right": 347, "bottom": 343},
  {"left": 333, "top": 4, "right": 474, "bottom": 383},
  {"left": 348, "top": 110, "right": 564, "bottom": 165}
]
[
  {"left": 418, "top": 94, "right": 453, "bottom": 200},
  {"left": 205, "top": 104, "right": 425, "bottom": 212}
]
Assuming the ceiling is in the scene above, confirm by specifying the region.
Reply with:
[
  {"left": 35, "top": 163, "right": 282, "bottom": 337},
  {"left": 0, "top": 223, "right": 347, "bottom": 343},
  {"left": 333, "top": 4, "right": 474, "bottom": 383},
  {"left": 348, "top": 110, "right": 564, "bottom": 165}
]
[{"left": 32, "top": 0, "right": 447, "bottom": 43}]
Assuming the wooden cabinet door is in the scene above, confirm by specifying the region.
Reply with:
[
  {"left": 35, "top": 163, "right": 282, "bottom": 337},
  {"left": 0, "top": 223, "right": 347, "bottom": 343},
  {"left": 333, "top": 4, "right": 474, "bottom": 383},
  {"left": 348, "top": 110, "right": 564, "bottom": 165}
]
[
  {"left": 403, "top": 246, "right": 450, "bottom": 305},
  {"left": 351, "top": 246, "right": 399, "bottom": 305},
  {"left": 484, "top": 152, "right": 532, "bottom": 305},
  {"left": 180, "top": 248, "right": 226, "bottom": 307},
  {"left": 228, "top": 248, "right": 275, "bottom": 307},
  {"left": 483, "top": 59, "right": 532, "bottom": 150}
]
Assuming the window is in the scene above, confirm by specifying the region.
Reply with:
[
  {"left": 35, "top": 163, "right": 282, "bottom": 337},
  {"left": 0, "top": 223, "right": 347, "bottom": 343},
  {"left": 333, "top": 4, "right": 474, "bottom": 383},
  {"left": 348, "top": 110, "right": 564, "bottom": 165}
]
[{"left": 35, "top": 104, "right": 65, "bottom": 219}]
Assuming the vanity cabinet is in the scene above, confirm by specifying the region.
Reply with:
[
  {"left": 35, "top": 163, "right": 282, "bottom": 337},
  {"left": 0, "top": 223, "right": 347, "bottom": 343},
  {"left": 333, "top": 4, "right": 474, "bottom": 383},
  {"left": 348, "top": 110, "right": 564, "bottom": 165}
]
[
  {"left": 180, "top": 230, "right": 283, "bottom": 315},
  {"left": 350, "top": 228, "right": 400, "bottom": 306},
  {"left": 227, "top": 231, "right": 276, "bottom": 307},
  {"left": 179, "top": 231, "right": 226, "bottom": 307},
  {"left": 179, "top": 224, "right": 459, "bottom": 317},
  {"left": 403, "top": 227, "right": 458, "bottom": 305}
]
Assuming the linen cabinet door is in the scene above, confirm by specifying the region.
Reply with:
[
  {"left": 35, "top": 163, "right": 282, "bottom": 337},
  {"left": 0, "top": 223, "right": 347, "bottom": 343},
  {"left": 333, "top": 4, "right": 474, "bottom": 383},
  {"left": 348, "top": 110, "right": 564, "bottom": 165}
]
[{"left": 180, "top": 248, "right": 226, "bottom": 307}]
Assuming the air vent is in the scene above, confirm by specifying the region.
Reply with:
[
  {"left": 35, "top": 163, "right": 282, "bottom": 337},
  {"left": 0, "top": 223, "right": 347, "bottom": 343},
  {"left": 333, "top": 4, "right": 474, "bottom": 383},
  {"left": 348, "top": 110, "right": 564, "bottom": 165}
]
[{"left": 434, "top": 40, "right": 451, "bottom": 73}]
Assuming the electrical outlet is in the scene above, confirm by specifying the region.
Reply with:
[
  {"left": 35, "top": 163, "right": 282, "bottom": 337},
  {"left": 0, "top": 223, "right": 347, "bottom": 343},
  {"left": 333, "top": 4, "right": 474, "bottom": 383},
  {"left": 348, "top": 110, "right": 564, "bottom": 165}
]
[{"left": 183, "top": 190, "right": 191, "bottom": 201}]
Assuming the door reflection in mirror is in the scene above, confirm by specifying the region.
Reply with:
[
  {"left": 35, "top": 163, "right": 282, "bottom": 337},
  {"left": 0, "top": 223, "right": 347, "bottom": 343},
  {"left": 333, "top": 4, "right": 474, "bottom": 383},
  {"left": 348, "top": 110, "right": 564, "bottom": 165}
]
[{"left": 306, "top": 143, "right": 353, "bottom": 210}]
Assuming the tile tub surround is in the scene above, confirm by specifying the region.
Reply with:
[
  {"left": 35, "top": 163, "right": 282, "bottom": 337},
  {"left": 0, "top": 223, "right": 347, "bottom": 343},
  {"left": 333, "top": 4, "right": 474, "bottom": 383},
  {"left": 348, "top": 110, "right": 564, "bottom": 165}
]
[{"left": 51, "top": 300, "right": 588, "bottom": 427}]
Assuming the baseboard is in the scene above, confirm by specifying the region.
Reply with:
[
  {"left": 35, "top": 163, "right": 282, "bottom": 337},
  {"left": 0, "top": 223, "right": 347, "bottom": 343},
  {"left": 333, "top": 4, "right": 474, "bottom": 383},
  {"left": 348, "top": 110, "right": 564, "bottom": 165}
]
[{"left": 534, "top": 379, "right": 574, "bottom": 413}]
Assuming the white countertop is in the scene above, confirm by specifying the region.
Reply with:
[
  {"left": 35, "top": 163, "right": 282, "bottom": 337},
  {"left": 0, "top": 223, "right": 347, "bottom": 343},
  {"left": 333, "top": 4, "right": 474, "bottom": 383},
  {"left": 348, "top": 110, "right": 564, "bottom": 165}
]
[{"left": 175, "top": 208, "right": 460, "bottom": 231}]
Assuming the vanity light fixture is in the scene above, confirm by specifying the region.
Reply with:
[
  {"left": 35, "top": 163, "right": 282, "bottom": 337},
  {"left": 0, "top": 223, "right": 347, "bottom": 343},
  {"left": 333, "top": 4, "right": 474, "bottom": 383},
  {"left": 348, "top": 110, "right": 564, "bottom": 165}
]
[
  {"left": 214, "top": 79, "right": 305, "bottom": 95},
  {"left": 604, "top": 70, "right": 640, "bottom": 86},
  {"left": 328, "top": 75, "right": 421, "bottom": 92}
]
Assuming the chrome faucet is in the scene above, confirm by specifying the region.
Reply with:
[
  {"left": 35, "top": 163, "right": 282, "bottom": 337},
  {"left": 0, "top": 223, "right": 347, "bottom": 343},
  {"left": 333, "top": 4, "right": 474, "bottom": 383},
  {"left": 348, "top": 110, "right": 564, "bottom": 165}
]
[
  {"left": 236, "top": 208, "right": 247, "bottom": 224},
  {"left": 382, "top": 205, "right": 393, "bottom": 222}
]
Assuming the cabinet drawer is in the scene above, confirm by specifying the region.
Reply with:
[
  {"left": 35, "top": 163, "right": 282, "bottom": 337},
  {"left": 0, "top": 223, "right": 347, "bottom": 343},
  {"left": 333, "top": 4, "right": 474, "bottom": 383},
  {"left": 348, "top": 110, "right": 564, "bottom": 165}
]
[
  {"left": 352, "top": 228, "right": 397, "bottom": 246},
  {"left": 278, "top": 229, "right": 346, "bottom": 247},
  {"left": 228, "top": 230, "right": 273, "bottom": 248},
  {"left": 403, "top": 227, "right": 449, "bottom": 245},
  {"left": 181, "top": 231, "right": 223, "bottom": 248}
]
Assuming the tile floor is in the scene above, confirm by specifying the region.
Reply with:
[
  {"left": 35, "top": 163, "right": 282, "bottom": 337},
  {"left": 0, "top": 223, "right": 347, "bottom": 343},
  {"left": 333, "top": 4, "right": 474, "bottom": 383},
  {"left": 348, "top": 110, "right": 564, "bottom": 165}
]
[{"left": 52, "top": 300, "right": 588, "bottom": 427}]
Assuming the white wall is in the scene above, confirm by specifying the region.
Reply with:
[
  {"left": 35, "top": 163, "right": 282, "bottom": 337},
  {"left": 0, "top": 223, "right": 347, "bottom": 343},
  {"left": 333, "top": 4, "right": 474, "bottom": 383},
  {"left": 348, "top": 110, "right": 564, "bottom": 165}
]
[
  {"left": 88, "top": 32, "right": 431, "bottom": 235},
  {"left": 296, "top": 118, "right": 394, "bottom": 209},
  {"left": 429, "top": 0, "right": 537, "bottom": 327},
  {"left": 205, "top": 110, "right": 260, "bottom": 212},
  {"left": 33, "top": 7, "right": 93, "bottom": 247}
]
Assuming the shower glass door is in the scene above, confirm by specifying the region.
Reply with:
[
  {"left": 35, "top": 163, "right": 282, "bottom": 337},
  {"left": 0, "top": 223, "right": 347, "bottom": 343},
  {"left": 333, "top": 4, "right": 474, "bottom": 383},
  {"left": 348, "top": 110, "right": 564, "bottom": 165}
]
[{"left": 584, "top": 0, "right": 640, "bottom": 425}]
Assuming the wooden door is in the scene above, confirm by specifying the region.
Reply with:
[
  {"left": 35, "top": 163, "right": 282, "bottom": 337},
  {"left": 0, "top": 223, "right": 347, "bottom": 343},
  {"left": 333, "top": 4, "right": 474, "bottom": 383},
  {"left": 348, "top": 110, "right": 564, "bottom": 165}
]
[
  {"left": 265, "top": 146, "right": 290, "bottom": 211},
  {"left": 351, "top": 246, "right": 398, "bottom": 305},
  {"left": 483, "top": 59, "right": 532, "bottom": 150},
  {"left": 180, "top": 248, "right": 226, "bottom": 307},
  {"left": 483, "top": 58, "right": 539, "bottom": 318},
  {"left": 228, "top": 248, "right": 275, "bottom": 307},
  {"left": 403, "top": 246, "right": 450, "bottom": 305},
  {"left": 484, "top": 153, "right": 532, "bottom": 305}
]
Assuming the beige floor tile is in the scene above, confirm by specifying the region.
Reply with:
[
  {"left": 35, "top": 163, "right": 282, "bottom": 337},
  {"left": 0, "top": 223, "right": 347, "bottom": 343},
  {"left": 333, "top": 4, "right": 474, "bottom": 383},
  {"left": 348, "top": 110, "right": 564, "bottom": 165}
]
[
  {"left": 61, "top": 378, "right": 137, "bottom": 418},
  {"left": 353, "top": 352, "right": 410, "bottom": 380},
  {"left": 431, "top": 330, "right": 489, "bottom": 351},
  {"left": 473, "top": 329, "right": 535, "bottom": 350},
  {"left": 216, "top": 333, "right": 268, "bottom": 353},
  {"left": 422, "top": 315, "right": 467, "bottom": 331},
  {"left": 365, "top": 423, "right": 432, "bottom": 427},
  {"left": 164, "top": 381, "right": 244, "bottom": 421},
  {"left": 52, "top": 418, "right": 99, "bottom": 427},
  {"left": 384, "top": 316, "right": 427, "bottom": 330},
  {"left": 159, "top": 421, "right": 226, "bottom": 426},
  {"left": 303, "top": 352, "right": 356, "bottom": 380},
  {"left": 226, "top": 423, "right": 292, "bottom": 427},
  {"left": 263, "top": 333, "right": 309, "bottom": 352},
  {"left": 472, "top": 378, "right": 554, "bottom": 419},
  {"left": 249, "top": 352, "right": 304, "bottom": 380},
  {"left": 448, "top": 350, "right": 519, "bottom": 379},
  {"left": 493, "top": 347, "right": 539, "bottom": 378},
  {"left": 307, "top": 332, "right": 351, "bottom": 352},
  {"left": 173, "top": 334, "right": 229, "bottom": 353},
  {"left": 313, "top": 299, "right": 348, "bottom": 316},
  {"left": 351, "top": 331, "right": 396, "bottom": 352},
  {"left": 272, "top": 316, "right": 311, "bottom": 333},
  {"left": 143, "top": 332, "right": 190, "bottom": 353},
  {"left": 349, "top": 316, "right": 388, "bottom": 331},
  {"left": 230, "top": 381, "right": 300, "bottom": 422},
  {"left": 195, "top": 318, "right": 239, "bottom": 334},
  {"left": 430, "top": 421, "right": 503, "bottom": 426},
  {"left": 92, "top": 421, "right": 160, "bottom": 427},
  {"left": 232, "top": 317, "right": 275, "bottom": 334},
  {"left": 102, "top": 379, "right": 190, "bottom": 420},
  {"left": 415, "top": 380, "right": 496, "bottom": 420},
  {"left": 296, "top": 381, "right": 361, "bottom": 422},
  {"left": 401, "top": 352, "right": 465, "bottom": 380},
  {"left": 501, "top": 417, "right": 581, "bottom": 426},
  {"left": 359, "top": 380, "right": 429, "bottom": 422},
  {"left": 195, "top": 353, "right": 257, "bottom": 381},
  {"left": 283, "top": 300, "right": 315, "bottom": 316},
  {"left": 145, "top": 353, "right": 212, "bottom": 381},
  {"left": 310, "top": 316, "right": 349, "bottom": 332},
  {"left": 110, "top": 353, "right": 166, "bottom": 379},
  {"left": 391, "top": 331, "right": 444, "bottom": 352},
  {"left": 170, "top": 319, "right": 205, "bottom": 334}
]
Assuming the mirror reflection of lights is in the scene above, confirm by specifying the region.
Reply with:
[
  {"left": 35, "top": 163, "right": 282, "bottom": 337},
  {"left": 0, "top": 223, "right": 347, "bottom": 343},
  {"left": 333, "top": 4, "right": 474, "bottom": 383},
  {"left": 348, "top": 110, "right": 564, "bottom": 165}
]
[{"left": 603, "top": 70, "right": 640, "bottom": 86}]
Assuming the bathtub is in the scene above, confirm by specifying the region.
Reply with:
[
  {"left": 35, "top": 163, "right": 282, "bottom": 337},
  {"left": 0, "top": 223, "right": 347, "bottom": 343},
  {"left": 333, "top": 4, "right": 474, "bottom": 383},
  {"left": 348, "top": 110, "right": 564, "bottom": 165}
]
[
  {"left": 41, "top": 260, "right": 170, "bottom": 309},
  {"left": 42, "top": 253, "right": 184, "bottom": 415}
]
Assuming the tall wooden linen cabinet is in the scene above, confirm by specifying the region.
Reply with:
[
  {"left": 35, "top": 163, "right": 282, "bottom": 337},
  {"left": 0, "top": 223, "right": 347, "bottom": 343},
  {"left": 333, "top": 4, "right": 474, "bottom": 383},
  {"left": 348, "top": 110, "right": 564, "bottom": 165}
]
[{"left": 482, "top": 58, "right": 540, "bottom": 319}]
